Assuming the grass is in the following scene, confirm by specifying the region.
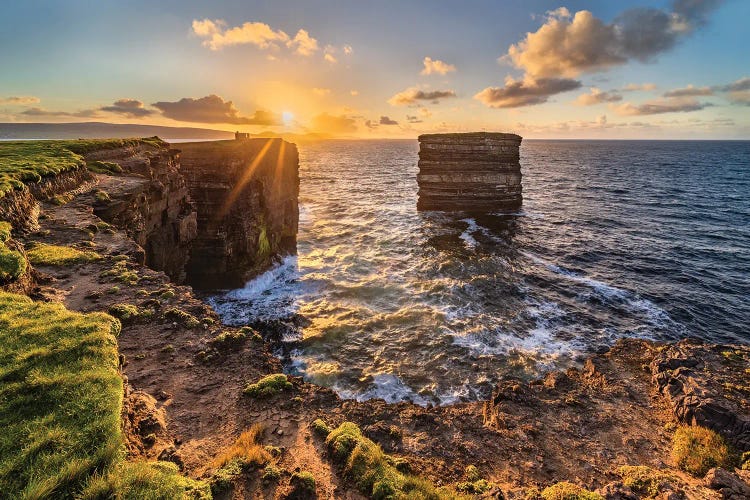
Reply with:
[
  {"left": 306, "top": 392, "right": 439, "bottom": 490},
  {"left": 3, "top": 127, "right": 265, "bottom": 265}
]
[
  {"left": 0, "top": 221, "right": 13, "bottom": 242},
  {"left": 0, "top": 292, "right": 209, "bottom": 499},
  {"left": 100, "top": 260, "right": 139, "bottom": 285},
  {"left": 108, "top": 303, "right": 153, "bottom": 323},
  {"left": 540, "top": 482, "right": 603, "bottom": 500},
  {"left": 311, "top": 418, "right": 332, "bottom": 437},
  {"left": 163, "top": 307, "right": 200, "bottom": 328},
  {"left": 324, "top": 421, "right": 465, "bottom": 499},
  {"left": 289, "top": 471, "right": 316, "bottom": 497},
  {"left": 0, "top": 242, "right": 26, "bottom": 282},
  {"left": 94, "top": 189, "right": 111, "bottom": 202},
  {"left": 80, "top": 461, "right": 211, "bottom": 500},
  {"left": 87, "top": 161, "right": 123, "bottom": 175},
  {"left": 0, "top": 292, "right": 122, "bottom": 497},
  {"left": 616, "top": 466, "right": 675, "bottom": 498},
  {"left": 262, "top": 464, "right": 282, "bottom": 482},
  {"left": 212, "top": 424, "right": 271, "bottom": 469},
  {"left": 243, "top": 373, "right": 293, "bottom": 398},
  {"left": 0, "top": 138, "right": 167, "bottom": 198},
  {"left": 671, "top": 425, "right": 734, "bottom": 477},
  {"left": 27, "top": 243, "right": 101, "bottom": 266}
]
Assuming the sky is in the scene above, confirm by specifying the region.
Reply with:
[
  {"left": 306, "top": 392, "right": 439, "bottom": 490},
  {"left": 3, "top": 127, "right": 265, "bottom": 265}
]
[{"left": 0, "top": 0, "right": 748, "bottom": 139}]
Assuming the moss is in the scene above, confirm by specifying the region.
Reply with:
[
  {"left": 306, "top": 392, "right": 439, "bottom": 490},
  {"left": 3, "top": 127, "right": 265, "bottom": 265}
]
[
  {"left": 262, "top": 464, "right": 282, "bottom": 482},
  {"left": 616, "top": 466, "right": 675, "bottom": 498},
  {"left": 27, "top": 243, "right": 101, "bottom": 266},
  {"left": 289, "top": 471, "right": 316, "bottom": 496},
  {"left": 325, "top": 421, "right": 460, "bottom": 499},
  {"left": 210, "top": 459, "right": 244, "bottom": 496},
  {"left": 100, "top": 260, "right": 139, "bottom": 285},
  {"left": 0, "top": 292, "right": 122, "bottom": 497},
  {"left": 540, "top": 482, "right": 603, "bottom": 500},
  {"left": 0, "top": 243, "right": 27, "bottom": 281},
  {"left": 0, "top": 221, "right": 12, "bottom": 242},
  {"left": 455, "top": 465, "right": 494, "bottom": 494},
  {"left": 87, "top": 160, "right": 123, "bottom": 175},
  {"left": 94, "top": 189, "right": 111, "bottom": 202},
  {"left": 741, "top": 451, "right": 750, "bottom": 470},
  {"left": 311, "top": 418, "right": 332, "bottom": 437},
  {"left": 464, "top": 465, "right": 480, "bottom": 482},
  {"left": 244, "top": 373, "right": 293, "bottom": 398},
  {"left": 163, "top": 307, "right": 200, "bottom": 328},
  {"left": 257, "top": 226, "right": 271, "bottom": 261},
  {"left": 671, "top": 425, "right": 734, "bottom": 476},
  {"left": 209, "top": 329, "right": 247, "bottom": 348},
  {"left": 108, "top": 303, "right": 152, "bottom": 323},
  {"left": 212, "top": 424, "right": 271, "bottom": 469},
  {"left": 79, "top": 461, "right": 211, "bottom": 499}
]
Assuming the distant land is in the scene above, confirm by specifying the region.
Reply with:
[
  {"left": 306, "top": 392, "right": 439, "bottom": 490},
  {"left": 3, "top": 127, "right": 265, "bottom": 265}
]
[{"left": 0, "top": 122, "right": 342, "bottom": 143}]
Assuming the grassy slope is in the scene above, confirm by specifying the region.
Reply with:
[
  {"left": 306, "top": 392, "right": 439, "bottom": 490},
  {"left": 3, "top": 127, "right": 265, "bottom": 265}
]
[
  {"left": 0, "top": 292, "right": 209, "bottom": 499},
  {"left": 0, "top": 138, "right": 166, "bottom": 198}
]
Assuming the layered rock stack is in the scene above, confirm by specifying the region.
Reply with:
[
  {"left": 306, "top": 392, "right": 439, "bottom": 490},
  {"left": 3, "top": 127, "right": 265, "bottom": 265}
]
[{"left": 417, "top": 132, "right": 522, "bottom": 211}]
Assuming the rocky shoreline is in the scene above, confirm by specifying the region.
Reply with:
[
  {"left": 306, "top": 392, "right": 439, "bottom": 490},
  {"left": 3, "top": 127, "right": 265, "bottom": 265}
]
[{"left": 1, "top": 138, "right": 748, "bottom": 499}]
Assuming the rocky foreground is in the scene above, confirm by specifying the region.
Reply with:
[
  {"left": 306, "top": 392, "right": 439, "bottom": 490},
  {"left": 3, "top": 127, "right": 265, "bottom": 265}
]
[{"left": 1, "top": 138, "right": 748, "bottom": 499}]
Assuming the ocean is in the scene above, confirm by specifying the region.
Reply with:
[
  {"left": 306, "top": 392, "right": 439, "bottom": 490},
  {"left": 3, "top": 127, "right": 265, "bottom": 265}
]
[{"left": 209, "top": 139, "right": 750, "bottom": 405}]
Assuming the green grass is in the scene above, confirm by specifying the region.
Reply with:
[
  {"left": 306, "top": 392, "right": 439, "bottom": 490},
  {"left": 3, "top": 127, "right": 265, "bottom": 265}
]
[
  {"left": 0, "top": 138, "right": 167, "bottom": 198},
  {"left": 671, "top": 425, "right": 734, "bottom": 477},
  {"left": 0, "top": 292, "right": 210, "bottom": 499},
  {"left": 0, "top": 221, "right": 12, "bottom": 242},
  {"left": 540, "top": 482, "right": 603, "bottom": 500},
  {"left": 0, "top": 292, "right": 122, "bottom": 497},
  {"left": 324, "top": 421, "right": 466, "bottom": 499},
  {"left": 616, "top": 466, "right": 675, "bottom": 498},
  {"left": 27, "top": 243, "right": 101, "bottom": 266},
  {"left": 87, "top": 161, "right": 123, "bottom": 175},
  {"left": 0, "top": 242, "right": 26, "bottom": 281},
  {"left": 243, "top": 373, "right": 293, "bottom": 398}
]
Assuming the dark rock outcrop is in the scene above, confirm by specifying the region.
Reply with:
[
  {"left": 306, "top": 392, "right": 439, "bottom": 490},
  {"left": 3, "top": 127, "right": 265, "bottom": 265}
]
[
  {"left": 651, "top": 339, "right": 750, "bottom": 451},
  {"left": 178, "top": 139, "right": 299, "bottom": 289},
  {"left": 417, "top": 132, "right": 522, "bottom": 211}
]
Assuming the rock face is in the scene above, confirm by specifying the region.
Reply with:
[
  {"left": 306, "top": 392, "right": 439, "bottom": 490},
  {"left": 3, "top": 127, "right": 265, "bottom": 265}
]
[
  {"left": 417, "top": 132, "right": 522, "bottom": 211},
  {"left": 178, "top": 139, "right": 299, "bottom": 289},
  {"left": 91, "top": 144, "right": 198, "bottom": 283}
]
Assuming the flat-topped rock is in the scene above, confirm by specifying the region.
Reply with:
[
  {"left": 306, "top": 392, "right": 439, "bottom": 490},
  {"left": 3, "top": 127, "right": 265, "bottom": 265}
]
[{"left": 417, "top": 132, "right": 522, "bottom": 211}]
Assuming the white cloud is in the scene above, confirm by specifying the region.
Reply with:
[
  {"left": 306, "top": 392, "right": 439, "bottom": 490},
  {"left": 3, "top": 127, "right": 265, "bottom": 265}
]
[
  {"left": 421, "top": 57, "right": 456, "bottom": 75},
  {"left": 288, "top": 29, "right": 319, "bottom": 56}
]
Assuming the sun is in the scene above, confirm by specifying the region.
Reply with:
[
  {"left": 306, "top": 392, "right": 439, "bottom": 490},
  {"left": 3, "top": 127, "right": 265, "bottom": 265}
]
[{"left": 282, "top": 111, "right": 294, "bottom": 126}]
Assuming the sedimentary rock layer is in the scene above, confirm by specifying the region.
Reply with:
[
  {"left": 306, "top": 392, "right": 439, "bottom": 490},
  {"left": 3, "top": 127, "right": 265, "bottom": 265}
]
[
  {"left": 417, "top": 132, "right": 522, "bottom": 211},
  {"left": 178, "top": 139, "right": 299, "bottom": 289}
]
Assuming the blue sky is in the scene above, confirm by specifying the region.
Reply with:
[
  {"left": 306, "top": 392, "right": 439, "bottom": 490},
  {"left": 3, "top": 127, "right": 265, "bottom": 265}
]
[{"left": 1, "top": 0, "right": 748, "bottom": 138}]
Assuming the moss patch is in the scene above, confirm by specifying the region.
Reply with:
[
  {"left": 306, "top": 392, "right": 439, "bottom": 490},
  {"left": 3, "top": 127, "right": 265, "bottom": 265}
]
[
  {"left": 27, "top": 243, "right": 101, "bottom": 266},
  {"left": 80, "top": 461, "right": 211, "bottom": 500},
  {"left": 616, "top": 466, "right": 675, "bottom": 498},
  {"left": 540, "top": 482, "right": 603, "bottom": 500},
  {"left": 0, "top": 221, "right": 12, "bottom": 242},
  {"left": 0, "top": 243, "right": 26, "bottom": 282},
  {"left": 87, "top": 161, "right": 123, "bottom": 175},
  {"left": 324, "top": 421, "right": 464, "bottom": 499},
  {"left": 671, "top": 425, "right": 734, "bottom": 477},
  {"left": 243, "top": 373, "right": 293, "bottom": 398}
]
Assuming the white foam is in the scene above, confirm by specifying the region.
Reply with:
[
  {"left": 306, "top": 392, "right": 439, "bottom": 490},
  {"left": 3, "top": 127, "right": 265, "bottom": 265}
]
[
  {"left": 522, "top": 251, "right": 676, "bottom": 329},
  {"left": 334, "top": 373, "right": 433, "bottom": 406},
  {"left": 224, "top": 256, "right": 298, "bottom": 300},
  {"left": 459, "top": 218, "right": 480, "bottom": 248}
]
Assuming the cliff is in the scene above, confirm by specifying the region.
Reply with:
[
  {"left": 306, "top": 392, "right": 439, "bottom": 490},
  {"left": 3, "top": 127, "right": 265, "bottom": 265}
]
[
  {"left": 417, "top": 132, "right": 523, "bottom": 211},
  {"left": 177, "top": 139, "right": 299, "bottom": 289}
]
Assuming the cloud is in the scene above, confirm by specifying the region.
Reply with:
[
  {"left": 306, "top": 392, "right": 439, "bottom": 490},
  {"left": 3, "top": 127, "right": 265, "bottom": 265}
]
[
  {"left": 622, "top": 83, "right": 657, "bottom": 91},
  {"left": 365, "top": 119, "right": 378, "bottom": 129},
  {"left": 152, "top": 94, "right": 280, "bottom": 125},
  {"left": 20, "top": 107, "right": 99, "bottom": 118},
  {"left": 192, "top": 19, "right": 290, "bottom": 51},
  {"left": 379, "top": 116, "right": 398, "bottom": 125},
  {"left": 474, "top": 77, "right": 581, "bottom": 108},
  {"left": 575, "top": 87, "right": 623, "bottom": 105},
  {"left": 663, "top": 84, "right": 713, "bottom": 97},
  {"left": 716, "top": 77, "right": 750, "bottom": 105},
  {"left": 406, "top": 115, "right": 423, "bottom": 123},
  {"left": 421, "top": 57, "right": 456, "bottom": 75},
  {"left": 288, "top": 29, "right": 318, "bottom": 56},
  {"left": 388, "top": 87, "right": 457, "bottom": 106},
  {"left": 0, "top": 96, "right": 40, "bottom": 105},
  {"left": 312, "top": 88, "right": 331, "bottom": 96},
  {"left": 100, "top": 98, "right": 153, "bottom": 117},
  {"left": 310, "top": 113, "right": 357, "bottom": 134},
  {"left": 504, "top": 1, "right": 723, "bottom": 79},
  {"left": 350, "top": 90, "right": 359, "bottom": 96},
  {"left": 343, "top": 45, "right": 353, "bottom": 55},
  {"left": 419, "top": 107, "right": 432, "bottom": 118},
  {"left": 324, "top": 53, "right": 337, "bottom": 63},
  {"left": 612, "top": 96, "right": 712, "bottom": 115}
]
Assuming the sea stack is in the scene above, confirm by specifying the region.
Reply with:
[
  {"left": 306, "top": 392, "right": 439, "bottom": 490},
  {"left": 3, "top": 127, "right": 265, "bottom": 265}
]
[{"left": 417, "top": 132, "right": 522, "bottom": 211}]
